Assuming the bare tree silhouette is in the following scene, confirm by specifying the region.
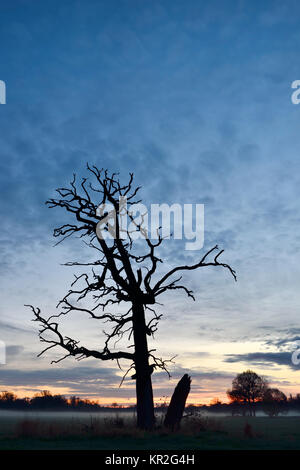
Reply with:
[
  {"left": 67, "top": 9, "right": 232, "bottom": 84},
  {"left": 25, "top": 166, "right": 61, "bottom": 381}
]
[{"left": 27, "top": 165, "right": 236, "bottom": 429}]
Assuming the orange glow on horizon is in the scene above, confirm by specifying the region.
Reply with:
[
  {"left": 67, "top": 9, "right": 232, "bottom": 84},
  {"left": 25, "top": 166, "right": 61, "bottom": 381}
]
[
  {"left": 0, "top": 385, "right": 226, "bottom": 406},
  {"left": 1, "top": 384, "right": 299, "bottom": 407}
]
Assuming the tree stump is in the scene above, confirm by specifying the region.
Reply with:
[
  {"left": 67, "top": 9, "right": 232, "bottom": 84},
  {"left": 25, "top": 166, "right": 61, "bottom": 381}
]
[{"left": 164, "top": 374, "right": 191, "bottom": 430}]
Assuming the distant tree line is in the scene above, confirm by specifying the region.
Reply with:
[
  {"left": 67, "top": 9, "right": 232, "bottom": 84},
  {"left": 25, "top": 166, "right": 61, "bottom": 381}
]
[
  {"left": 0, "top": 370, "right": 298, "bottom": 416},
  {"left": 184, "top": 370, "right": 300, "bottom": 418},
  {"left": 186, "top": 394, "right": 300, "bottom": 418},
  {"left": 0, "top": 390, "right": 126, "bottom": 411}
]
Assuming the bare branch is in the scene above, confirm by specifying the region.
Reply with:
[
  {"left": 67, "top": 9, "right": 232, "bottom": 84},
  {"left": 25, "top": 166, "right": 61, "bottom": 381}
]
[
  {"left": 26, "top": 304, "right": 135, "bottom": 363},
  {"left": 153, "top": 245, "right": 236, "bottom": 295}
]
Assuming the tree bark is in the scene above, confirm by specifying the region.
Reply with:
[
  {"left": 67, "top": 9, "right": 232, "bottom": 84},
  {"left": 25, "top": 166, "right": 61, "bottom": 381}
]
[
  {"left": 132, "top": 303, "right": 155, "bottom": 430},
  {"left": 164, "top": 374, "right": 191, "bottom": 430}
]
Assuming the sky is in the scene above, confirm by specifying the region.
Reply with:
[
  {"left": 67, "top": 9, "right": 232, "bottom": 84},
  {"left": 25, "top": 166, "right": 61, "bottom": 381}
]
[{"left": 1, "top": 0, "right": 300, "bottom": 405}]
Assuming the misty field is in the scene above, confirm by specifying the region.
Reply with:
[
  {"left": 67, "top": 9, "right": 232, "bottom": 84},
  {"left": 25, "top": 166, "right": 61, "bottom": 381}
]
[{"left": 0, "top": 411, "right": 300, "bottom": 449}]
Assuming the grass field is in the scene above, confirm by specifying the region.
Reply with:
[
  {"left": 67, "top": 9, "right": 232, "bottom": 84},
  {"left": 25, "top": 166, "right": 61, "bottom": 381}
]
[{"left": 0, "top": 412, "right": 300, "bottom": 450}]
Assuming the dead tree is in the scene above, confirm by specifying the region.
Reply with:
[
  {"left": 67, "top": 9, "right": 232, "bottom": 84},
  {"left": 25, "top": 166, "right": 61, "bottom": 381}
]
[
  {"left": 26, "top": 165, "right": 236, "bottom": 430},
  {"left": 164, "top": 374, "right": 191, "bottom": 430}
]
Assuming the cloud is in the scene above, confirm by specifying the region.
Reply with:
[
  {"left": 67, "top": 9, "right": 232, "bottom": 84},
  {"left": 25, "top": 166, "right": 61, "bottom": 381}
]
[
  {"left": 224, "top": 352, "right": 299, "bottom": 370},
  {"left": 263, "top": 328, "right": 300, "bottom": 350},
  {"left": 0, "top": 365, "right": 118, "bottom": 388},
  {"left": 6, "top": 345, "right": 24, "bottom": 358},
  {"left": 0, "top": 321, "right": 29, "bottom": 333}
]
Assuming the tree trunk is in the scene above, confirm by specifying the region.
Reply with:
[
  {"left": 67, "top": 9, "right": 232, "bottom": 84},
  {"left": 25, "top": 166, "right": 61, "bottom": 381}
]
[
  {"left": 164, "top": 374, "right": 191, "bottom": 430},
  {"left": 252, "top": 400, "right": 256, "bottom": 417},
  {"left": 132, "top": 303, "right": 155, "bottom": 430}
]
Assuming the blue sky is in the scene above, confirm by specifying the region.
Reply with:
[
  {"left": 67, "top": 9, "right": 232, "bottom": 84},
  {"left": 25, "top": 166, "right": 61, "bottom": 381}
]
[{"left": 1, "top": 0, "right": 300, "bottom": 404}]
